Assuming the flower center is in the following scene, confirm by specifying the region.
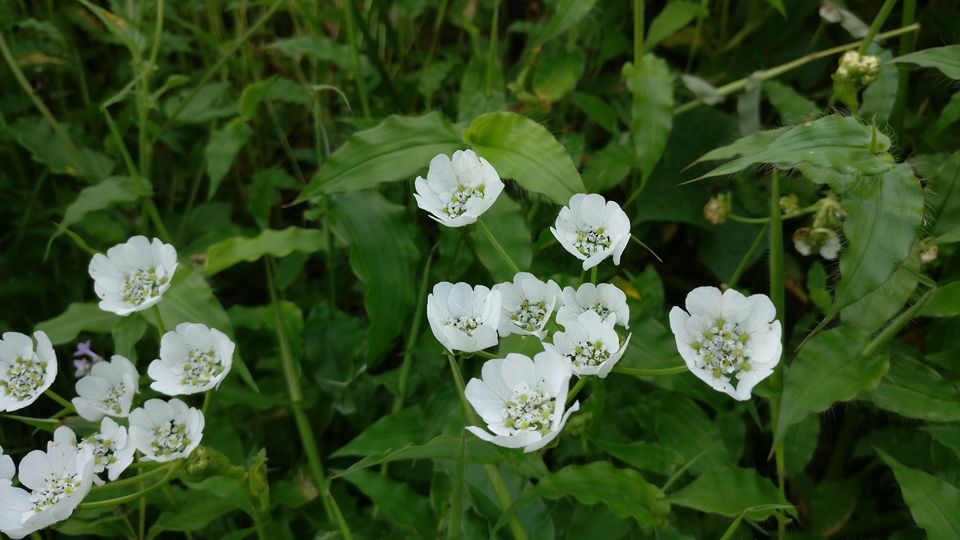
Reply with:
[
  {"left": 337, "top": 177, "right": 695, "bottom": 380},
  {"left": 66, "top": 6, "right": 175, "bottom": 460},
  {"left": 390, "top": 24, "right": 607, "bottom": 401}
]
[
  {"left": 82, "top": 434, "right": 117, "bottom": 469},
  {"left": 100, "top": 383, "right": 126, "bottom": 414},
  {"left": 511, "top": 300, "right": 547, "bottom": 332},
  {"left": 574, "top": 227, "right": 612, "bottom": 257},
  {"left": 150, "top": 420, "right": 191, "bottom": 457},
  {"left": 448, "top": 316, "right": 482, "bottom": 336},
  {"left": 179, "top": 349, "right": 225, "bottom": 388},
  {"left": 443, "top": 183, "right": 485, "bottom": 219},
  {"left": 570, "top": 340, "right": 611, "bottom": 369},
  {"left": 30, "top": 472, "right": 82, "bottom": 513},
  {"left": 122, "top": 267, "right": 166, "bottom": 306},
  {"left": 0, "top": 356, "right": 47, "bottom": 401},
  {"left": 503, "top": 383, "right": 555, "bottom": 435},
  {"left": 591, "top": 302, "right": 611, "bottom": 319},
  {"left": 691, "top": 318, "right": 751, "bottom": 378}
]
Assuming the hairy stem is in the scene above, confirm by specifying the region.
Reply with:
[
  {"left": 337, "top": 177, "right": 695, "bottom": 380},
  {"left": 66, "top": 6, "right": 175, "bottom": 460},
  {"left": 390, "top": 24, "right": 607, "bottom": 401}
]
[
  {"left": 858, "top": 0, "right": 899, "bottom": 55},
  {"left": 767, "top": 173, "right": 788, "bottom": 540}
]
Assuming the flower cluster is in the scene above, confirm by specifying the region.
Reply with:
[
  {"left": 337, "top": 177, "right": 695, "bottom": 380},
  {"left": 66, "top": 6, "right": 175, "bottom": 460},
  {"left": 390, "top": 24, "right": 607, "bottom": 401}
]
[
  {"left": 835, "top": 50, "right": 881, "bottom": 87},
  {"left": 0, "top": 236, "right": 233, "bottom": 538},
  {"left": 416, "top": 150, "right": 784, "bottom": 453}
]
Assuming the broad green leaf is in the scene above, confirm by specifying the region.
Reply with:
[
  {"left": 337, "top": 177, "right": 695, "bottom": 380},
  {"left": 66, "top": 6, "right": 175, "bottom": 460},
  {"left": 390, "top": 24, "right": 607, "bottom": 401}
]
[
  {"left": 783, "top": 414, "right": 821, "bottom": 476},
  {"left": 147, "top": 491, "right": 242, "bottom": 539},
  {"left": 204, "top": 227, "right": 327, "bottom": 277},
  {"left": 7, "top": 116, "right": 115, "bottom": 182},
  {"left": 930, "top": 92, "right": 960, "bottom": 136},
  {"left": 863, "top": 353, "right": 960, "bottom": 422},
  {"left": 860, "top": 47, "right": 897, "bottom": 121},
  {"left": 206, "top": 120, "right": 253, "bottom": 199},
  {"left": 763, "top": 80, "right": 819, "bottom": 123},
  {"left": 328, "top": 191, "right": 420, "bottom": 363},
  {"left": 880, "top": 451, "right": 960, "bottom": 538},
  {"left": 694, "top": 115, "right": 894, "bottom": 184},
  {"left": 583, "top": 139, "right": 633, "bottom": 192},
  {"left": 266, "top": 36, "right": 370, "bottom": 73},
  {"left": 163, "top": 82, "right": 236, "bottom": 125},
  {"left": 569, "top": 92, "right": 619, "bottom": 135},
  {"left": 841, "top": 258, "right": 919, "bottom": 332},
  {"left": 592, "top": 439, "right": 683, "bottom": 476},
  {"left": 927, "top": 151, "right": 960, "bottom": 236},
  {"left": 645, "top": 1, "right": 708, "bottom": 50},
  {"left": 623, "top": 54, "right": 674, "bottom": 182},
  {"left": 890, "top": 45, "right": 960, "bottom": 80},
  {"left": 920, "top": 282, "right": 960, "bottom": 317},
  {"left": 298, "top": 113, "right": 461, "bottom": 201},
  {"left": 470, "top": 194, "right": 532, "bottom": 281},
  {"left": 833, "top": 164, "right": 924, "bottom": 310},
  {"left": 923, "top": 426, "right": 960, "bottom": 460},
  {"left": 534, "top": 0, "right": 599, "bottom": 45},
  {"left": 238, "top": 77, "right": 277, "bottom": 120},
  {"left": 333, "top": 406, "right": 424, "bottom": 457},
  {"left": 76, "top": 0, "right": 144, "bottom": 55},
  {"left": 644, "top": 392, "right": 733, "bottom": 473},
  {"left": 36, "top": 303, "right": 120, "bottom": 345},
  {"left": 51, "top": 176, "right": 149, "bottom": 243},
  {"left": 342, "top": 470, "right": 435, "bottom": 538},
  {"left": 535, "top": 462, "right": 669, "bottom": 529},
  {"left": 457, "top": 56, "right": 505, "bottom": 123},
  {"left": 668, "top": 467, "right": 784, "bottom": 520},
  {"left": 774, "top": 327, "right": 887, "bottom": 444},
  {"left": 532, "top": 47, "right": 585, "bottom": 103},
  {"left": 112, "top": 315, "right": 147, "bottom": 361},
  {"left": 464, "top": 112, "right": 584, "bottom": 204}
]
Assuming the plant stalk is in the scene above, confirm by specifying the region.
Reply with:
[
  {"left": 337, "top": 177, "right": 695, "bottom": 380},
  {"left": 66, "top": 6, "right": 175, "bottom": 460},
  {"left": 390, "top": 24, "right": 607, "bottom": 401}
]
[
  {"left": 477, "top": 218, "right": 521, "bottom": 274},
  {"left": 858, "top": 0, "right": 899, "bottom": 54},
  {"left": 767, "top": 173, "right": 788, "bottom": 540}
]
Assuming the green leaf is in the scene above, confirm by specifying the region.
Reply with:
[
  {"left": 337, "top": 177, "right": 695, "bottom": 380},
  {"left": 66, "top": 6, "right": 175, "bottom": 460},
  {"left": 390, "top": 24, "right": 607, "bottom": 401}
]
[
  {"left": 774, "top": 327, "right": 887, "bottom": 444},
  {"left": 532, "top": 47, "right": 585, "bottom": 103},
  {"left": 927, "top": 151, "right": 960, "bottom": 236},
  {"left": 682, "top": 74, "right": 724, "bottom": 106},
  {"left": 333, "top": 406, "right": 424, "bottom": 457},
  {"left": 163, "top": 82, "right": 236, "bottom": 125},
  {"left": 880, "top": 451, "right": 960, "bottom": 538},
  {"left": 860, "top": 47, "right": 897, "bottom": 121},
  {"left": 833, "top": 164, "right": 924, "bottom": 311},
  {"left": 890, "top": 45, "right": 960, "bottom": 80},
  {"left": 238, "top": 77, "right": 277, "bottom": 121},
  {"left": 464, "top": 112, "right": 584, "bottom": 204},
  {"left": 203, "top": 227, "right": 327, "bottom": 277},
  {"left": 7, "top": 116, "right": 115, "bottom": 182},
  {"left": 644, "top": 392, "right": 733, "bottom": 473},
  {"left": 328, "top": 191, "right": 420, "bottom": 363},
  {"left": 645, "top": 1, "right": 708, "bottom": 50},
  {"left": 470, "top": 194, "right": 532, "bottom": 281},
  {"left": 863, "top": 353, "right": 960, "bottom": 422},
  {"left": 765, "top": 0, "right": 786, "bottom": 16},
  {"left": 35, "top": 303, "right": 120, "bottom": 345},
  {"left": 298, "top": 113, "right": 461, "bottom": 201},
  {"left": 763, "top": 80, "right": 819, "bottom": 123},
  {"left": 535, "top": 462, "right": 670, "bottom": 529},
  {"left": 76, "top": 0, "right": 144, "bottom": 55},
  {"left": 569, "top": 92, "right": 620, "bottom": 135},
  {"left": 51, "top": 176, "right": 149, "bottom": 243},
  {"left": 694, "top": 115, "right": 893, "bottom": 184},
  {"left": 534, "top": 0, "right": 599, "bottom": 45},
  {"left": 920, "top": 282, "right": 960, "bottom": 317},
  {"left": 623, "top": 55, "right": 674, "bottom": 181},
  {"left": 583, "top": 138, "right": 633, "bottom": 192},
  {"left": 840, "top": 257, "right": 919, "bottom": 333},
  {"left": 930, "top": 92, "right": 960, "bottom": 137},
  {"left": 266, "top": 36, "right": 370, "bottom": 73},
  {"left": 147, "top": 491, "right": 242, "bottom": 539},
  {"left": 205, "top": 120, "right": 253, "bottom": 199},
  {"left": 668, "top": 467, "right": 784, "bottom": 520},
  {"left": 592, "top": 439, "right": 683, "bottom": 476},
  {"left": 342, "top": 469, "right": 435, "bottom": 538},
  {"left": 923, "top": 425, "right": 960, "bottom": 459},
  {"left": 112, "top": 315, "right": 147, "bottom": 361}
]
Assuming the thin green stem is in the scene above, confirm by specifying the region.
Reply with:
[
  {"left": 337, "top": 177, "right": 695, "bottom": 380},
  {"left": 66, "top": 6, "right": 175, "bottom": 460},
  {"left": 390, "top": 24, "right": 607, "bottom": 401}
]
[
  {"left": 447, "top": 432, "right": 466, "bottom": 539},
  {"left": 612, "top": 365, "right": 688, "bottom": 377},
  {"left": 633, "top": 0, "right": 644, "bottom": 63},
  {"left": 392, "top": 244, "right": 437, "bottom": 414},
  {"left": 152, "top": 305, "right": 166, "bottom": 336},
  {"left": 44, "top": 389, "right": 74, "bottom": 411},
  {"left": 858, "top": 0, "right": 899, "bottom": 54},
  {"left": 477, "top": 218, "right": 521, "bottom": 274},
  {"left": 767, "top": 173, "right": 787, "bottom": 540},
  {"left": 727, "top": 225, "right": 768, "bottom": 289},
  {"left": 137, "top": 0, "right": 164, "bottom": 177},
  {"left": 445, "top": 352, "right": 529, "bottom": 540},
  {"left": 486, "top": 0, "right": 501, "bottom": 96},
  {"left": 566, "top": 377, "right": 587, "bottom": 406},
  {"left": 79, "top": 462, "right": 182, "bottom": 510},
  {"left": 891, "top": 0, "right": 917, "bottom": 131},
  {"left": 675, "top": 23, "right": 920, "bottom": 114},
  {"left": 90, "top": 464, "right": 171, "bottom": 492},
  {"left": 342, "top": 0, "right": 370, "bottom": 118},
  {"left": 630, "top": 234, "right": 664, "bottom": 263},
  {"left": 590, "top": 266, "right": 598, "bottom": 285},
  {"left": 861, "top": 289, "right": 932, "bottom": 358}
]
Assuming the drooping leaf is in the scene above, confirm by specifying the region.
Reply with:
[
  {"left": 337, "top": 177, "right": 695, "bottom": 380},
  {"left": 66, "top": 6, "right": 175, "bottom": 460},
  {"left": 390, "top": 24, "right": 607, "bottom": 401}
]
[
  {"left": 464, "top": 112, "right": 584, "bottom": 204},
  {"left": 7, "top": 116, "right": 115, "bottom": 182},
  {"left": 532, "top": 47, "right": 585, "bottom": 103},
  {"left": 298, "top": 113, "right": 462, "bottom": 201},
  {"left": 204, "top": 227, "right": 327, "bottom": 277},
  {"left": 645, "top": 1, "right": 708, "bottom": 50},
  {"left": 205, "top": 120, "right": 253, "bottom": 199},
  {"left": 623, "top": 54, "right": 674, "bottom": 182},
  {"left": 328, "top": 191, "right": 420, "bottom": 363},
  {"left": 880, "top": 451, "right": 960, "bottom": 538},
  {"left": 890, "top": 45, "right": 960, "bottom": 80},
  {"left": 535, "top": 462, "right": 670, "bottom": 529},
  {"left": 76, "top": 0, "right": 144, "bottom": 55},
  {"left": 470, "top": 194, "right": 532, "bottom": 281},
  {"left": 774, "top": 327, "right": 888, "bottom": 444},
  {"left": 863, "top": 353, "right": 960, "bottom": 422},
  {"left": 763, "top": 80, "right": 819, "bottom": 123},
  {"left": 35, "top": 303, "right": 120, "bottom": 345},
  {"left": 51, "top": 176, "right": 150, "bottom": 243},
  {"left": 920, "top": 282, "right": 960, "bottom": 317},
  {"left": 841, "top": 258, "right": 919, "bottom": 333},
  {"left": 668, "top": 467, "right": 784, "bottom": 520},
  {"left": 162, "top": 82, "right": 237, "bottom": 125}
]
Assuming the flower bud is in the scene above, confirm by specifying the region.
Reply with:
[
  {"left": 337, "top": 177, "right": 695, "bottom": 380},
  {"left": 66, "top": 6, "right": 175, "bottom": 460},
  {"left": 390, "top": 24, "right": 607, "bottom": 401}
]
[
  {"left": 921, "top": 244, "right": 939, "bottom": 265},
  {"left": 779, "top": 194, "right": 799, "bottom": 215},
  {"left": 184, "top": 446, "right": 245, "bottom": 481},
  {"left": 703, "top": 193, "right": 732, "bottom": 225},
  {"left": 793, "top": 227, "right": 841, "bottom": 260}
]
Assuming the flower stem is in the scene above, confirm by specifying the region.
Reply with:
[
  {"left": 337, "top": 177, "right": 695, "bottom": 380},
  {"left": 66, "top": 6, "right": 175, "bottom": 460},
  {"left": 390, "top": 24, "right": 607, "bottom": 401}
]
[
  {"left": 858, "top": 0, "right": 899, "bottom": 55},
  {"left": 727, "top": 225, "right": 768, "bottom": 289},
  {"left": 151, "top": 305, "right": 166, "bottom": 336},
  {"left": 265, "top": 258, "right": 352, "bottom": 540},
  {"left": 79, "top": 462, "right": 182, "bottom": 510},
  {"left": 477, "top": 218, "right": 521, "bottom": 274},
  {"left": 392, "top": 244, "right": 437, "bottom": 414},
  {"left": 630, "top": 234, "right": 664, "bottom": 263},
  {"left": 675, "top": 23, "right": 919, "bottom": 114},
  {"left": 861, "top": 289, "right": 932, "bottom": 358},
  {"left": 611, "top": 365, "right": 688, "bottom": 377},
  {"left": 590, "top": 266, "right": 598, "bottom": 285},
  {"left": 44, "top": 389, "right": 74, "bottom": 411},
  {"left": 566, "top": 377, "right": 588, "bottom": 406},
  {"left": 486, "top": 0, "right": 502, "bottom": 97},
  {"left": 342, "top": 0, "right": 370, "bottom": 118},
  {"left": 445, "top": 352, "right": 530, "bottom": 540},
  {"left": 766, "top": 172, "right": 788, "bottom": 540},
  {"left": 633, "top": 0, "right": 644, "bottom": 63}
]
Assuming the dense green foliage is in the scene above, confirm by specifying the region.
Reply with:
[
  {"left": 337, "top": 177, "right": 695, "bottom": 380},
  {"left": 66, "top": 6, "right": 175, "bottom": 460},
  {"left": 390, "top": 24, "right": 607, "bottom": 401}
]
[{"left": 1, "top": 0, "right": 960, "bottom": 538}]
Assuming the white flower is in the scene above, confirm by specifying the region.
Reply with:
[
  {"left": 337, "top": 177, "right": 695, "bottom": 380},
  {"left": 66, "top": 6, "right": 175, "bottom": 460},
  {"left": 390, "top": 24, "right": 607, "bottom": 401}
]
[
  {"left": 128, "top": 398, "right": 204, "bottom": 462},
  {"left": 414, "top": 149, "right": 505, "bottom": 227},
  {"left": 551, "top": 193, "right": 631, "bottom": 270},
  {"left": 72, "top": 355, "right": 139, "bottom": 421},
  {"left": 545, "top": 311, "right": 630, "bottom": 378},
  {"left": 464, "top": 351, "right": 580, "bottom": 453},
  {"left": 427, "top": 282, "right": 501, "bottom": 353},
  {"left": 53, "top": 420, "right": 135, "bottom": 485},
  {"left": 793, "top": 227, "right": 841, "bottom": 260},
  {"left": 493, "top": 272, "right": 562, "bottom": 338},
  {"left": 0, "top": 445, "right": 13, "bottom": 486},
  {"left": 556, "top": 283, "right": 630, "bottom": 328},
  {"left": 88, "top": 236, "right": 178, "bottom": 316},
  {"left": 669, "top": 286, "right": 782, "bottom": 401},
  {"left": 148, "top": 323, "right": 235, "bottom": 396},
  {"left": 0, "top": 331, "right": 57, "bottom": 412},
  {"left": 0, "top": 430, "right": 95, "bottom": 540}
]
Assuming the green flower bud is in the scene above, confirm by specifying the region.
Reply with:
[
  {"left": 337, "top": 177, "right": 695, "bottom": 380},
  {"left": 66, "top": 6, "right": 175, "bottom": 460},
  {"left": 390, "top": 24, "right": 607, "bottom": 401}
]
[{"left": 703, "top": 193, "right": 732, "bottom": 225}]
